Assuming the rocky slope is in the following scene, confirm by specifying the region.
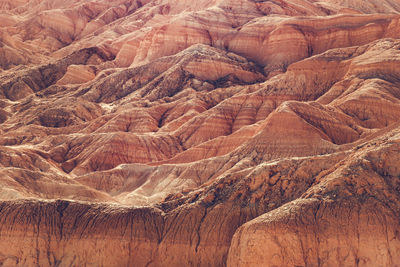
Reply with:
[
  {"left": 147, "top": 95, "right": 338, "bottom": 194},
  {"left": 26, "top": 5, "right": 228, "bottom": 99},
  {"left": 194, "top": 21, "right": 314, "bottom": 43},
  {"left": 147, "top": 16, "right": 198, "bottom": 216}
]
[{"left": 1, "top": 0, "right": 400, "bottom": 266}]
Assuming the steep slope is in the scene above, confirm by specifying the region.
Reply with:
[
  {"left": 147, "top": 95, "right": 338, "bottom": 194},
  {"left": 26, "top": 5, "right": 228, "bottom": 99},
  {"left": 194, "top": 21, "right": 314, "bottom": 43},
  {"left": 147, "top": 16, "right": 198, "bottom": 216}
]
[
  {"left": 0, "top": 0, "right": 400, "bottom": 266},
  {"left": 228, "top": 127, "right": 400, "bottom": 266}
]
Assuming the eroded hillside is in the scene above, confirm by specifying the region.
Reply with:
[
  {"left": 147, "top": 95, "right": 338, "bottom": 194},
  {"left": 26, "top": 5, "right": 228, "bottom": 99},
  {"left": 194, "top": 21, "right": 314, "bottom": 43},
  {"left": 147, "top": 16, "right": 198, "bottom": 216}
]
[{"left": 0, "top": 0, "right": 400, "bottom": 266}]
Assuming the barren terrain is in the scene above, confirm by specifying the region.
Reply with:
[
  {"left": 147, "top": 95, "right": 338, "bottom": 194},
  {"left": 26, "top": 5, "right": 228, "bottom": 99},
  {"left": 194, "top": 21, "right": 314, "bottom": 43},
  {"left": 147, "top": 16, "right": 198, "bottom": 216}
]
[{"left": 1, "top": 0, "right": 400, "bottom": 266}]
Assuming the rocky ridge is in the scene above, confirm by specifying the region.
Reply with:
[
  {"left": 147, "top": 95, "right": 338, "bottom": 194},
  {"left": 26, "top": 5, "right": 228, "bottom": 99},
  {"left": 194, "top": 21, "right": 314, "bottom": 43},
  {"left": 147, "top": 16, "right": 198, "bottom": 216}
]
[{"left": 0, "top": 0, "right": 400, "bottom": 266}]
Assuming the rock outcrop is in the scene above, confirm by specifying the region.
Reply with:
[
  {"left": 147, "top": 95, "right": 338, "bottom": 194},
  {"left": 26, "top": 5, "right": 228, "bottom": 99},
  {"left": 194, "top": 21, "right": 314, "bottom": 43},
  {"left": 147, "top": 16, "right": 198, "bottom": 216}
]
[
  {"left": 228, "top": 128, "right": 400, "bottom": 266},
  {"left": 1, "top": 0, "right": 400, "bottom": 266}
]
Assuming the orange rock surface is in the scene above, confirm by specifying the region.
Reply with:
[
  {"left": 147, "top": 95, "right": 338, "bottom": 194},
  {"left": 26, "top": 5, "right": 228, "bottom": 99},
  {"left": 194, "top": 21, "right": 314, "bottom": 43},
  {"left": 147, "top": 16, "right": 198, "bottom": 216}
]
[{"left": 1, "top": 0, "right": 400, "bottom": 266}]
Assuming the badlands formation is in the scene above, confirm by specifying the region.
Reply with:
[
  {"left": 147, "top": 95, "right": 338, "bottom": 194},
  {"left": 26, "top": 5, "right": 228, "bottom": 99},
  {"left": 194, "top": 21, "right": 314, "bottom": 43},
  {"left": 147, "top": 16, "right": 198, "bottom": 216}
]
[{"left": 1, "top": 0, "right": 400, "bottom": 266}]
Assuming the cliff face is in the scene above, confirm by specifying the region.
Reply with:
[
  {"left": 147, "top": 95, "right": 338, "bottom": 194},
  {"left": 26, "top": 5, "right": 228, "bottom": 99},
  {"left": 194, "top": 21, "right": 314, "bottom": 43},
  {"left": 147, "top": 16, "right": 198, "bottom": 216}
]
[
  {"left": 1, "top": 0, "right": 400, "bottom": 266},
  {"left": 0, "top": 200, "right": 164, "bottom": 267},
  {"left": 228, "top": 129, "right": 400, "bottom": 266}
]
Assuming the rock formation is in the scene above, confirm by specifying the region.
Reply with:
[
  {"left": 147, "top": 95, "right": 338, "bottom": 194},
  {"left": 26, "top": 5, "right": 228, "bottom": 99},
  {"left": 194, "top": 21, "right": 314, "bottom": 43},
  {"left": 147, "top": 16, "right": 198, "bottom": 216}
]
[{"left": 0, "top": 0, "right": 400, "bottom": 266}]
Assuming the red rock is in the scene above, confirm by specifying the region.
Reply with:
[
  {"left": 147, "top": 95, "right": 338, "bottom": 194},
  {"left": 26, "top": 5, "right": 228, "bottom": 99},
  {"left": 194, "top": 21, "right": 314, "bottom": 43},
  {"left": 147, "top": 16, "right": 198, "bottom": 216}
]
[{"left": 0, "top": 0, "right": 400, "bottom": 266}]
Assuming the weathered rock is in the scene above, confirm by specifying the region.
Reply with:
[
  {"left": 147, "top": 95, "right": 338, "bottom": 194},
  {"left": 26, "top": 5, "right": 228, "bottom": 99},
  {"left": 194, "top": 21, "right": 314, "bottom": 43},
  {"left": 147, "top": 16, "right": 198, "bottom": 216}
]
[
  {"left": 227, "top": 130, "right": 400, "bottom": 267},
  {"left": 0, "top": 0, "right": 400, "bottom": 266}
]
